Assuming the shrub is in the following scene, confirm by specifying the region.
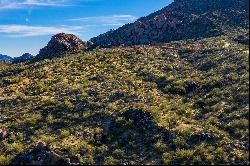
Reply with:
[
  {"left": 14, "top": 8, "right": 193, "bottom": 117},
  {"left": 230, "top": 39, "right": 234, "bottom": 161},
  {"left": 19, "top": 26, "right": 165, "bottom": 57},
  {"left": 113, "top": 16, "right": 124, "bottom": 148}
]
[
  {"left": 112, "top": 149, "right": 125, "bottom": 158},
  {"left": 0, "top": 155, "right": 12, "bottom": 165},
  {"left": 162, "top": 152, "right": 172, "bottom": 165},
  {"left": 60, "top": 130, "right": 71, "bottom": 138},
  {"left": 104, "top": 156, "right": 118, "bottom": 165}
]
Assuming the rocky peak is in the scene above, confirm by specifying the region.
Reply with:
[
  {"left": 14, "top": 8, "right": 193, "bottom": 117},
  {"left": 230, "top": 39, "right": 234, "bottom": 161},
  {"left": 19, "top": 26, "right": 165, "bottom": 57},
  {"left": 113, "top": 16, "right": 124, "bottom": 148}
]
[
  {"left": 90, "top": 0, "right": 249, "bottom": 47},
  {"left": 36, "top": 33, "right": 88, "bottom": 60}
]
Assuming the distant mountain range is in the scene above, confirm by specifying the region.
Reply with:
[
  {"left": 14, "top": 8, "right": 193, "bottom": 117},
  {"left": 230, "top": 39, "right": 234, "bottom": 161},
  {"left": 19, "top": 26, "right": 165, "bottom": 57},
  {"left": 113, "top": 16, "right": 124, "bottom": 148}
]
[
  {"left": 90, "top": 0, "right": 249, "bottom": 47},
  {"left": 0, "top": 54, "right": 13, "bottom": 62},
  {"left": 12, "top": 53, "right": 33, "bottom": 63},
  {"left": 0, "top": 53, "right": 33, "bottom": 63}
]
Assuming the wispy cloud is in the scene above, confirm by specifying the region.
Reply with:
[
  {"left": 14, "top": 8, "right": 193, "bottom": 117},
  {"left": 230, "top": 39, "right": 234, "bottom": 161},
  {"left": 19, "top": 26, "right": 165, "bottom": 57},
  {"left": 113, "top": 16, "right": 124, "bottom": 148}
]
[
  {"left": 67, "top": 15, "right": 137, "bottom": 26},
  {"left": 0, "top": 0, "right": 69, "bottom": 9},
  {"left": 0, "top": 24, "right": 83, "bottom": 37}
]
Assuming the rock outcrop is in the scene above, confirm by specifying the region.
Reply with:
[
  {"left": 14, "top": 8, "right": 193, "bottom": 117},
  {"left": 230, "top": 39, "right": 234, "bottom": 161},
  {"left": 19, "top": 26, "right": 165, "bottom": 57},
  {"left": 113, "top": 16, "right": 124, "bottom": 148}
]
[
  {"left": 90, "top": 0, "right": 249, "bottom": 47},
  {"left": 36, "top": 33, "right": 88, "bottom": 60}
]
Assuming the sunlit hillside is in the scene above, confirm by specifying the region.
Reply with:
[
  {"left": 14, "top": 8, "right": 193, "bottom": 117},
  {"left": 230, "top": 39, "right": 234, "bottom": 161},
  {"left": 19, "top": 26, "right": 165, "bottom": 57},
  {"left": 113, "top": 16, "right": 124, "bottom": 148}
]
[{"left": 0, "top": 34, "right": 249, "bottom": 165}]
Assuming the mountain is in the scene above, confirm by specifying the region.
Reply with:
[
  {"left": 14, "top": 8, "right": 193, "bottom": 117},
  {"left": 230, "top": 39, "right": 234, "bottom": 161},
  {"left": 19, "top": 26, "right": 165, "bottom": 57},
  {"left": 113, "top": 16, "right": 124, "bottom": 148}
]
[
  {"left": 36, "top": 33, "right": 89, "bottom": 60},
  {"left": 0, "top": 0, "right": 249, "bottom": 165},
  {"left": 0, "top": 36, "right": 248, "bottom": 165},
  {"left": 90, "top": 0, "right": 249, "bottom": 47},
  {"left": 0, "top": 54, "right": 13, "bottom": 62},
  {"left": 13, "top": 53, "right": 34, "bottom": 63}
]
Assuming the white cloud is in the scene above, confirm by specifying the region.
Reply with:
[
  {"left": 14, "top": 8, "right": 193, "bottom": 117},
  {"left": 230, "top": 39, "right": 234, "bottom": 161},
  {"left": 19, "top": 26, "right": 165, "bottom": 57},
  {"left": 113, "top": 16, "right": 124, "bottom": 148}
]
[
  {"left": 0, "top": 0, "right": 69, "bottom": 9},
  {"left": 0, "top": 24, "right": 83, "bottom": 37},
  {"left": 67, "top": 15, "right": 137, "bottom": 26}
]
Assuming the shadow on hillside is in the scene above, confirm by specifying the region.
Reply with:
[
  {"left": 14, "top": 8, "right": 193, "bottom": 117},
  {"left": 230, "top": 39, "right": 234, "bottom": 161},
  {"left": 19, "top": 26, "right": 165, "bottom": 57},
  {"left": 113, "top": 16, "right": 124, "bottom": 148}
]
[
  {"left": 137, "top": 71, "right": 199, "bottom": 95},
  {"left": 90, "top": 108, "right": 176, "bottom": 164},
  {"left": 11, "top": 104, "right": 176, "bottom": 164}
]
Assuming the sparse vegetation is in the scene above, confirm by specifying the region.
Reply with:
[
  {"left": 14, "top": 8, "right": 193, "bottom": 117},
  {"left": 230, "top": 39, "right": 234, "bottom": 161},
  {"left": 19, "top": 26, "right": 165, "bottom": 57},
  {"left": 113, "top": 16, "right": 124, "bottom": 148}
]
[
  {"left": 0, "top": 34, "right": 248, "bottom": 165},
  {"left": 0, "top": 0, "right": 249, "bottom": 164}
]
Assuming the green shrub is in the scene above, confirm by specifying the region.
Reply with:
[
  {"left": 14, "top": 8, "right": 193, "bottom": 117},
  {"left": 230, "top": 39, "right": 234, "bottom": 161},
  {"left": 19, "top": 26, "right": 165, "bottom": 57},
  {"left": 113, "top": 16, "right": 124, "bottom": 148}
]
[
  {"left": 0, "top": 155, "right": 11, "bottom": 165},
  {"left": 104, "top": 156, "right": 118, "bottom": 165},
  {"left": 60, "top": 130, "right": 71, "bottom": 138}
]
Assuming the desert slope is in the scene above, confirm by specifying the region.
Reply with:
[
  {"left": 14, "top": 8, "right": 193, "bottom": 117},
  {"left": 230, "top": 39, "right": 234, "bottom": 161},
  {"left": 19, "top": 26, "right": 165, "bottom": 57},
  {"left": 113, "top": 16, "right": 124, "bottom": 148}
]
[{"left": 0, "top": 35, "right": 249, "bottom": 165}]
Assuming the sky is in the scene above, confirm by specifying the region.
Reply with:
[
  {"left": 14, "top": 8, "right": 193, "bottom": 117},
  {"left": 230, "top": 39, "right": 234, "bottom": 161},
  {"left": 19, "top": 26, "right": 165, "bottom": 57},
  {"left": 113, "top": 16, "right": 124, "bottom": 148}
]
[{"left": 0, "top": 0, "right": 173, "bottom": 57}]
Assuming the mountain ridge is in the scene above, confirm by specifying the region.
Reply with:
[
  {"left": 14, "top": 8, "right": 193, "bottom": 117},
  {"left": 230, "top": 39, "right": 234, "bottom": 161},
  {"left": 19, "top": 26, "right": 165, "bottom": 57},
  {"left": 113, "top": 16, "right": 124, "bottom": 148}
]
[
  {"left": 90, "top": 0, "right": 249, "bottom": 47},
  {"left": 0, "top": 54, "right": 13, "bottom": 62}
]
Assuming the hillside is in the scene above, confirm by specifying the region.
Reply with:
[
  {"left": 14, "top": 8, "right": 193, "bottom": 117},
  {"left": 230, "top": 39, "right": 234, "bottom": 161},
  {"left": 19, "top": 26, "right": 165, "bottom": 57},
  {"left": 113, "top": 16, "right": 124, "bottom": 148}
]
[
  {"left": 90, "top": 0, "right": 249, "bottom": 47},
  {"left": 0, "top": 35, "right": 249, "bottom": 165},
  {"left": 0, "top": 0, "right": 249, "bottom": 165}
]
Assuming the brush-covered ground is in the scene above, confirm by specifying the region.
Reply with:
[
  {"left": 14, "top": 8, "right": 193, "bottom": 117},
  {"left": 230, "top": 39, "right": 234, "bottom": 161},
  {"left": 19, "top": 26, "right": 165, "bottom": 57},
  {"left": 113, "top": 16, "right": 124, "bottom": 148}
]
[{"left": 0, "top": 34, "right": 249, "bottom": 165}]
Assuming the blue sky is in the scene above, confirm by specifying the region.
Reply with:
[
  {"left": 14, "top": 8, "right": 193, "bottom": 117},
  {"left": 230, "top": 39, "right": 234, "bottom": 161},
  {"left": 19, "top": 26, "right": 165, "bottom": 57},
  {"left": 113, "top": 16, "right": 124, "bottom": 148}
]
[{"left": 0, "top": 0, "right": 173, "bottom": 57}]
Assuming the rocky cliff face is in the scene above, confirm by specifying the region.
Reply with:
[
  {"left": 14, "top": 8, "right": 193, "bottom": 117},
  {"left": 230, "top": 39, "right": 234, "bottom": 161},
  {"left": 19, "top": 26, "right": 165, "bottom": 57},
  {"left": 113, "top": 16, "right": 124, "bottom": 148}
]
[
  {"left": 36, "top": 33, "right": 88, "bottom": 60},
  {"left": 90, "top": 0, "right": 249, "bottom": 47}
]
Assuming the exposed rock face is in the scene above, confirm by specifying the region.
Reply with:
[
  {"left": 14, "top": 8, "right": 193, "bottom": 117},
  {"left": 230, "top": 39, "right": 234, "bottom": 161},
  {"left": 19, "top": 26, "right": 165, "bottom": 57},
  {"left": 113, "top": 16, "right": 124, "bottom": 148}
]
[
  {"left": 90, "top": 0, "right": 249, "bottom": 47},
  {"left": 13, "top": 53, "right": 33, "bottom": 63},
  {"left": 36, "top": 33, "right": 88, "bottom": 60}
]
